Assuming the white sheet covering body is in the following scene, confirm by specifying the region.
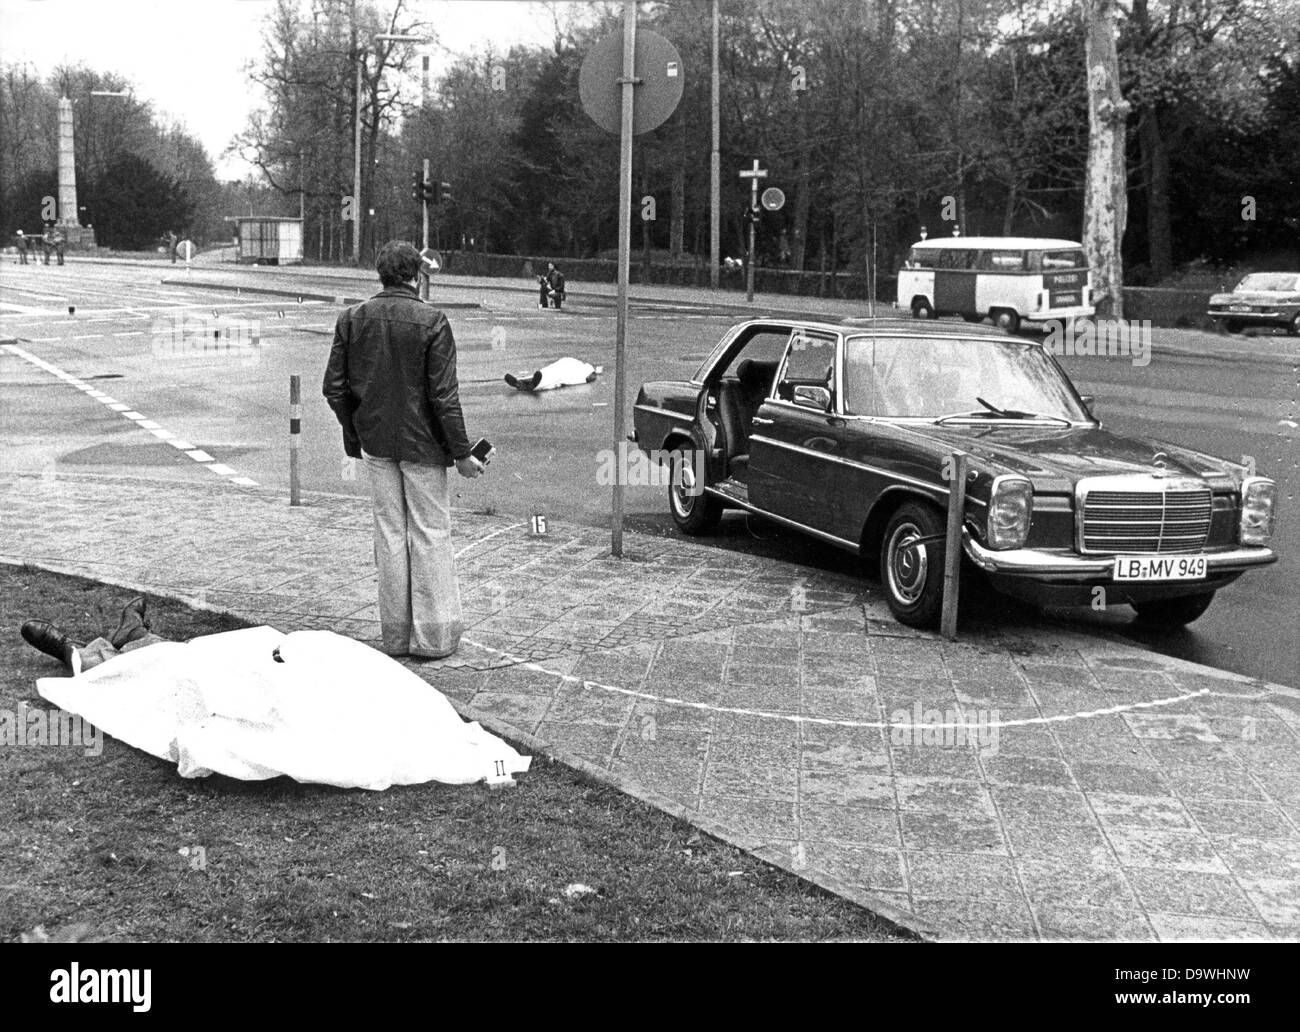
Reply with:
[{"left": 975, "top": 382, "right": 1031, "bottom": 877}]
[{"left": 36, "top": 627, "right": 531, "bottom": 790}]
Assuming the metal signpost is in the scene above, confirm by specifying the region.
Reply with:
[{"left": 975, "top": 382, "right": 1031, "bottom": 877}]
[
  {"left": 579, "top": 4, "right": 683, "bottom": 557},
  {"left": 739, "top": 159, "right": 767, "bottom": 302}
]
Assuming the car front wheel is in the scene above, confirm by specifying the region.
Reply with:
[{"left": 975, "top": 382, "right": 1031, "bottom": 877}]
[
  {"left": 1288, "top": 313, "right": 1300, "bottom": 336},
  {"left": 668, "top": 447, "right": 721, "bottom": 534},
  {"left": 1131, "top": 591, "right": 1216, "bottom": 628},
  {"left": 880, "top": 502, "right": 947, "bottom": 628}
]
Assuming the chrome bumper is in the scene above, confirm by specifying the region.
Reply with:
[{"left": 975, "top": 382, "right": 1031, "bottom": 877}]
[{"left": 962, "top": 529, "right": 1277, "bottom": 578}]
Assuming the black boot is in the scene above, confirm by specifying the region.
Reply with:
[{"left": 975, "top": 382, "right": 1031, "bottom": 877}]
[
  {"left": 20, "top": 621, "right": 83, "bottom": 671},
  {"left": 110, "top": 596, "right": 150, "bottom": 649}
]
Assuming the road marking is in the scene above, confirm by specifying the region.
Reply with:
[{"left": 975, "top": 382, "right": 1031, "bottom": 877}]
[{"left": 0, "top": 342, "right": 258, "bottom": 487}]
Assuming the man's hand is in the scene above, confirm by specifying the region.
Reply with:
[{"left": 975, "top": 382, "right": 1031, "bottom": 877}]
[{"left": 455, "top": 455, "right": 486, "bottom": 479}]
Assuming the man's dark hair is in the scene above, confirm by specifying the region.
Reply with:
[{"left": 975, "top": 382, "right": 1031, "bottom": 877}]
[{"left": 376, "top": 240, "right": 422, "bottom": 287}]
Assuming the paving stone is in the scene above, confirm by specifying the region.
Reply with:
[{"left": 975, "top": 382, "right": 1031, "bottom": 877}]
[
  {"left": 900, "top": 811, "right": 1006, "bottom": 854},
  {"left": 1149, "top": 913, "right": 1278, "bottom": 941},
  {"left": 1003, "top": 819, "right": 1113, "bottom": 863},
  {"left": 1034, "top": 905, "right": 1156, "bottom": 942},
  {"left": 802, "top": 803, "right": 902, "bottom": 848},
  {"left": 908, "top": 852, "right": 1022, "bottom": 902},
  {"left": 983, "top": 754, "right": 1075, "bottom": 789},
  {"left": 800, "top": 768, "right": 896, "bottom": 809},
  {"left": 895, "top": 776, "right": 996, "bottom": 818},
  {"left": 1072, "top": 761, "right": 1171, "bottom": 796},
  {"left": 1106, "top": 826, "right": 1230, "bottom": 874},
  {"left": 990, "top": 784, "right": 1096, "bottom": 824},
  {"left": 1088, "top": 792, "right": 1195, "bottom": 831},
  {"left": 803, "top": 842, "right": 907, "bottom": 893},
  {"left": 1127, "top": 868, "right": 1259, "bottom": 920}
]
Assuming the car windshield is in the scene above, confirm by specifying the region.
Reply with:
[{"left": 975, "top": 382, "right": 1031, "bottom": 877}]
[
  {"left": 842, "top": 335, "right": 1091, "bottom": 421},
  {"left": 1237, "top": 273, "right": 1300, "bottom": 292}
]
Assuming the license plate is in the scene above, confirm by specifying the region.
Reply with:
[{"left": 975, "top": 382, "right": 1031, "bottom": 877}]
[
  {"left": 1113, "top": 555, "right": 1207, "bottom": 581},
  {"left": 1230, "top": 305, "right": 1250, "bottom": 312}
]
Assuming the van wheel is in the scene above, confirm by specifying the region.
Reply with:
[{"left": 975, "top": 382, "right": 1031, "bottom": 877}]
[
  {"left": 910, "top": 297, "right": 935, "bottom": 320},
  {"left": 880, "top": 502, "right": 947, "bottom": 628},
  {"left": 992, "top": 308, "right": 1021, "bottom": 333},
  {"left": 668, "top": 447, "right": 721, "bottom": 534}
]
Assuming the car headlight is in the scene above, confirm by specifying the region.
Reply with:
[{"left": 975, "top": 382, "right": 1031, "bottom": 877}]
[
  {"left": 1240, "top": 476, "right": 1277, "bottom": 545},
  {"left": 987, "top": 476, "right": 1033, "bottom": 549}
]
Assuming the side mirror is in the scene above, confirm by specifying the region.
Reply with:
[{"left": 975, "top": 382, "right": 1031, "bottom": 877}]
[{"left": 793, "top": 384, "right": 832, "bottom": 411}]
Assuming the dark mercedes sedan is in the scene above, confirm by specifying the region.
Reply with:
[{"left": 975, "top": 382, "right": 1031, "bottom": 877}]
[{"left": 631, "top": 319, "right": 1279, "bottom": 629}]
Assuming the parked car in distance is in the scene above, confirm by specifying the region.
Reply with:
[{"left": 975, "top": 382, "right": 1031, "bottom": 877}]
[
  {"left": 1207, "top": 272, "right": 1300, "bottom": 334},
  {"left": 631, "top": 318, "right": 1279, "bottom": 629}
]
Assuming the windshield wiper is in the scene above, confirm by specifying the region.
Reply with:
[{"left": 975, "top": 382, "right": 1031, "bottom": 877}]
[{"left": 933, "top": 398, "right": 1071, "bottom": 426}]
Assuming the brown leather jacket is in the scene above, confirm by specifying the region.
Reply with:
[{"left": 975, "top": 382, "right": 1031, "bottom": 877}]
[{"left": 322, "top": 284, "right": 471, "bottom": 465}]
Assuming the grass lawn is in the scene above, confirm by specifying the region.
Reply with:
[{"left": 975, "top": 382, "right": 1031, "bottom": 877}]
[{"left": 1, "top": 566, "right": 910, "bottom": 943}]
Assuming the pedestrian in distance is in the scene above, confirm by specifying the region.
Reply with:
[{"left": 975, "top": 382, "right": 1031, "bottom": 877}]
[
  {"left": 323, "top": 240, "right": 485, "bottom": 660},
  {"left": 14, "top": 229, "right": 28, "bottom": 264},
  {"left": 538, "top": 261, "right": 566, "bottom": 309}
]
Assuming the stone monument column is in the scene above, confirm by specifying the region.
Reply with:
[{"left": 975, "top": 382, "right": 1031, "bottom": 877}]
[{"left": 56, "top": 95, "right": 94, "bottom": 249}]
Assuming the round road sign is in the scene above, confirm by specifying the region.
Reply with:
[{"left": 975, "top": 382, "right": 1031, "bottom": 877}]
[
  {"left": 761, "top": 187, "right": 786, "bottom": 212},
  {"left": 580, "top": 29, "right": 684, "bottom": 136}
]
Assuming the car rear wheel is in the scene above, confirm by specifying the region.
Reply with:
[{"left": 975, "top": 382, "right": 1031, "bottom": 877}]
[
  {"left": 880, "top": 502, "right": 947, "bottom": 628},
  {"left": 910, "top": 297, "right": 935, "bottom": 320},
  {"left": 991, "top": 308, "right": 1021, "bottom": 333},
  {"left": 1224, "top": 319, "right": 1243, "bottom": 333},
  {"left": 1131, "top": 591, "right": 1216, "bottom": 628},
  {"left": 668, "top": 447, "right": 721, "bottom": 535}
]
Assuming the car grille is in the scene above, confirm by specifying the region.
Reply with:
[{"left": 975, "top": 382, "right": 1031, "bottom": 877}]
[{"left": 1080, "top": 486, "right": 1212, "bottom": 554}]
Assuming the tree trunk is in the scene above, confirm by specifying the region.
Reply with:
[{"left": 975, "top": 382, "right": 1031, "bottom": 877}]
[
  {"left": 1138, "top": 105, "right": 1173, "bottom": 281},
  {"left": 1083, "top": 0, "right": 1129, "bottom": 319},
  {"left": 791, "top": 92, "right": 811, "bottom": 270},
  {"left": 669, "top": 120, "right": 684, "bottom": 259}
]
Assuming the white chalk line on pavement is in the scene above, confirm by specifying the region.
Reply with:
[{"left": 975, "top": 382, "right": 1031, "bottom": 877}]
[
  {"left": 1, "top": 342, "right": 259, "bottom": 488},
  {"left": 439, "top": 528, "right": 1255, "bottom": 731},
  {"left": 458, "top": 633, "right": 1239, "bottom": 730}
]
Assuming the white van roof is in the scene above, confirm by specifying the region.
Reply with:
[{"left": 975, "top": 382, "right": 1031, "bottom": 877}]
[{"left": 910, "top": 236, "right": 1084, "bottom": 250}]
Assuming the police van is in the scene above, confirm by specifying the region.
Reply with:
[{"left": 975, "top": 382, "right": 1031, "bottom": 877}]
[{"left": 897, "top": 235, "right": 1094, "bottom": 333}]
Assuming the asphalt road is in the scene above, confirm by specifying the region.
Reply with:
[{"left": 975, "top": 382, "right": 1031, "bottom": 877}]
[{"left": 2, "top": 260, "right": 1295, "bottom": 687}]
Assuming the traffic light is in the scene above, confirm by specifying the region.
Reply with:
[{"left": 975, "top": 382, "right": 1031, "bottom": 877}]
[
  {"left": 412, "top": 170, "right": 422, "bottom": 204},
  {"left": 439, "top": 181, "right": 453, "bottom": 205}
]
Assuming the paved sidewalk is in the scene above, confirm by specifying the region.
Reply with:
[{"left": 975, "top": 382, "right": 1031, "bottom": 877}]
[{"left": 3, "top": 470, "right": 1299, "bottom": 941}]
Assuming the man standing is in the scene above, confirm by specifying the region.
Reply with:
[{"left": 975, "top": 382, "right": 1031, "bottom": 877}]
[
  {"left": 323, "top": 240, "right": 485, "bottom": 659},
  {"left": 14, "top": 229, "right": 28, "bottom": 264},
  {"left": 548, "top": 259, "right": 569, "bottom": 308}
]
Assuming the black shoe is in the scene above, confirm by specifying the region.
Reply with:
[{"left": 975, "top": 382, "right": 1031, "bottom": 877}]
[
  {"left": 110, "top": 596, "right": 150, "bottom": 649},
  {"left": 20, "top": 620, "right": 83, "bottom": 670},
  {"left": 505, "top": 371, "right": 541, "bottom": 391}
]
